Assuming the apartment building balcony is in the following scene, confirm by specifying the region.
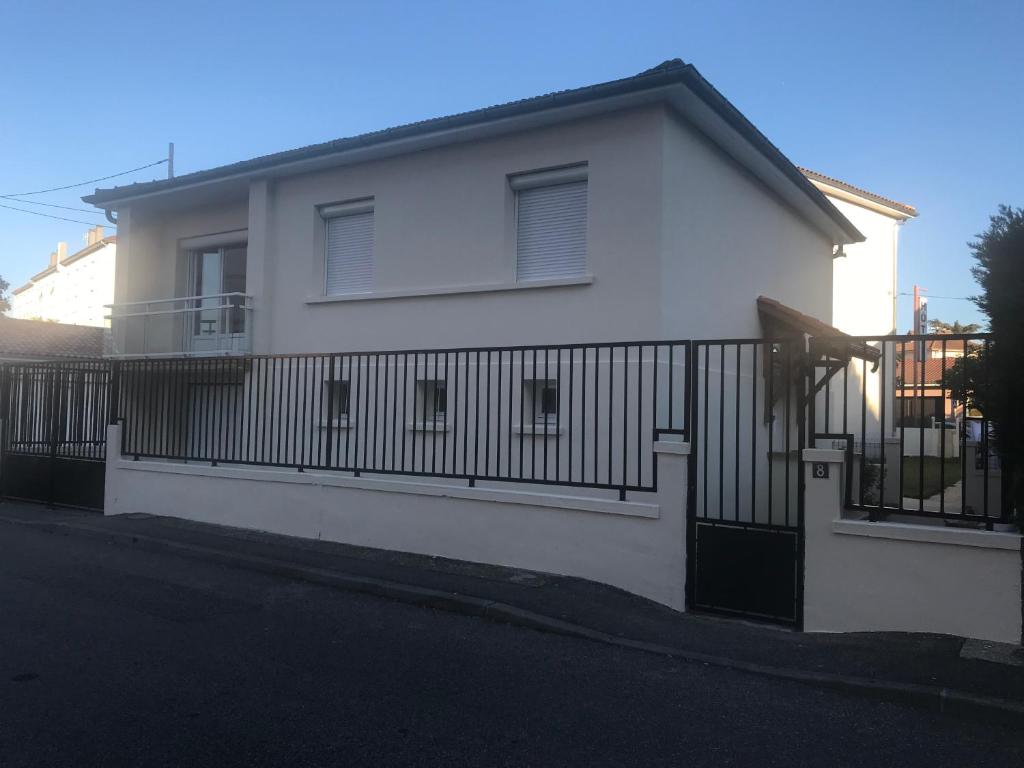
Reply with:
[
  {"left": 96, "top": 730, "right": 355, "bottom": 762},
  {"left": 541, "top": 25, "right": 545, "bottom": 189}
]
[{"left": 106, "top": 293, "right": 253, "bottom": 358}]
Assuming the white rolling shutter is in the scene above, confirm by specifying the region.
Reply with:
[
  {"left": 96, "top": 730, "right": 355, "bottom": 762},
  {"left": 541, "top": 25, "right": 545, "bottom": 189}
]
[
  {"left": 515, "top": 180, "right": 587, "bottom": 282},
  {"left": 325, "top": 211, "right": 374, "bottom": 295}
]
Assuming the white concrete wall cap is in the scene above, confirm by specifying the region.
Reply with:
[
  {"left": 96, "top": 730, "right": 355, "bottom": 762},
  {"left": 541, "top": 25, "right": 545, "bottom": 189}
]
[
  {"left": 832, "top": 519, "right": 1021, "bottom": 551},
  {"left": 802, "top": 448, "right": 845, "bottom": 463},
  {"left": 653, "top": 440, "right": 691, "bottom": 455}
]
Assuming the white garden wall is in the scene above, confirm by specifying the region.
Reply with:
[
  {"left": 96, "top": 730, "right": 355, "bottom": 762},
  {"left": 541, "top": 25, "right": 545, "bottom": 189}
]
[
  {"left": 803, "top": 449, "right": 1022, "bottom": 644},
  {"left": 104, "top": 425, "right": 690, "bottom": 610}
]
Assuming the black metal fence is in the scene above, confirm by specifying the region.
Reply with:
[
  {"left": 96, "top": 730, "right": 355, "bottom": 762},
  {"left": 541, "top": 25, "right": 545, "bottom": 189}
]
[
  {"left": 686, "top": 338, "right": 807, "bottom": 625},
  {"left": 114, "top": 341, "right": 691, "bottom": 495},
  {"left": 1, "top": 360, "right": 111, "bottom": 460},
  {"left": 3, "top": 332, "right": 1005, "bottom": 527},
  {"left": 0, "top": 360, "right": 111, "bottom": 509},
  {"left": 810, "top": 333, "right": 1008, "bottom": 527},
  {"left": 690, "top": 339, "right": 805, "bottom": 531}
]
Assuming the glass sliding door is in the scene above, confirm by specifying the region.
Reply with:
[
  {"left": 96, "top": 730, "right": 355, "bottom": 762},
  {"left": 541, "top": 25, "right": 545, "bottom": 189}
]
[
  {"left": 192, "top": 249, "right": 223, "bottom": 339},
  {"left": 188, "top": 245, "right": 247, "bottom": 353},
  {"left": 222, "top": 246, "right": 247, "bottom": 334}
]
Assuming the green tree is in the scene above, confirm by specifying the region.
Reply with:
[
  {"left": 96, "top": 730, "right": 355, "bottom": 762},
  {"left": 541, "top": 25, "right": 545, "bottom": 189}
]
[
  {"left": 928, "top": 318, "right": 983, "bottom": 334},
  {"left": 953, "top": 206, "right": 1024, "bottom": 521},
  {"left": 0, "top": 275, "right": 9, "bottom": 312}
]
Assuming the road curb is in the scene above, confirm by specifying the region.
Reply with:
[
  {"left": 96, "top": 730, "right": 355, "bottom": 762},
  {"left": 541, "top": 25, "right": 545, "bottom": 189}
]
[{"left": 6, "top": 513, "right": 1024, "bottom": 724}]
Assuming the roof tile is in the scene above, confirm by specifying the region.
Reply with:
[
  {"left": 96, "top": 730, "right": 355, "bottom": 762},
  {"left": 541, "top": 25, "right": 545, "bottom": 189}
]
[{"left": 0, "top": 317, "right": 107, "bottom": 360}]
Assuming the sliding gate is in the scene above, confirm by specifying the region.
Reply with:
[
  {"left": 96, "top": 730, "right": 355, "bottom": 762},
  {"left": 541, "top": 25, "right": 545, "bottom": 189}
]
[
  {"left": 0, "top": 360, "right": 111, "bottom": 510},
  {"left": 687, "top": 339, "right": 806, "bottom": 626}
]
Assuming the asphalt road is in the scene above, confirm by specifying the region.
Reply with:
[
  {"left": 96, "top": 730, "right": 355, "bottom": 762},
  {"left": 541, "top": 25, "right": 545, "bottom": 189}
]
[{"left": 1, "top": 517, "right": 1021, "bottom": 767}]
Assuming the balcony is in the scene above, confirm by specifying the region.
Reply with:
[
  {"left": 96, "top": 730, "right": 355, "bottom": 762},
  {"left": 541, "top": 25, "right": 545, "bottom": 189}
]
[{"left": 107, "top": 293, "right": 253, "bottom": 358}]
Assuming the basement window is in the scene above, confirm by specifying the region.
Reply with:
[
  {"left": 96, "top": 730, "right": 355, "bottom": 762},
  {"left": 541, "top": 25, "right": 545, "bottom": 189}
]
[
  {"left": 414, "top": 380, "right": 448, "bottom": 427},
  {"left": 321, "top": 379, "right": 350, "bottom": 428}
]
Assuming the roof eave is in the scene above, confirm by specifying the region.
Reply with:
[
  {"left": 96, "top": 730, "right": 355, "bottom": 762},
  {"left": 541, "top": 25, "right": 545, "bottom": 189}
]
[
  {"left": 84, "top": 63, "right": 862, "bottom": 245},
  {"left": 84, "top": 66, "right": 697, "bottom": 208},
  {"left": 801, "top": 168, "right": 917, "bottom": 220}
]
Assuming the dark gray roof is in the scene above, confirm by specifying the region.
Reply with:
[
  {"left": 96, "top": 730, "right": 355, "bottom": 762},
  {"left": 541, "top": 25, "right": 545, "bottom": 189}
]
[
  {"left": 83, "top": 59, "right": 861, "bottom": 242},
  {"left": 0, "top": 317, "right": 107, "bottom": 360}
]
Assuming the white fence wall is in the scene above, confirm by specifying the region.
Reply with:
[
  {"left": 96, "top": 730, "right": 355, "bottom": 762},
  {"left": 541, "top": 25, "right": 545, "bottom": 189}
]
[
  {"left": 803, "top": 449, "right": 1022, "bottom": 644},
  {"left": 105, "top": 424, "right": 691, "bottom": 610},
  {"left": 899, "top": 425, "right": 959, "bottom": 458}
]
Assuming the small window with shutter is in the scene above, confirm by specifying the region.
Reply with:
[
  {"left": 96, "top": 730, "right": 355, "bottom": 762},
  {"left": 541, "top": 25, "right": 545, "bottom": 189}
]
[
  {"left": 322, "top": 199, "right": 374, "bottom": 296},
  {"left": 513, "top": 167, "right": 587, "bottom": 283}
]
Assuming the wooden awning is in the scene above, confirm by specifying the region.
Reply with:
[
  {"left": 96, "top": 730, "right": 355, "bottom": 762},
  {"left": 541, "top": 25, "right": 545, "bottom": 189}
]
[{"left": 757, "top": 296, "right": 881, "bottom": 365}]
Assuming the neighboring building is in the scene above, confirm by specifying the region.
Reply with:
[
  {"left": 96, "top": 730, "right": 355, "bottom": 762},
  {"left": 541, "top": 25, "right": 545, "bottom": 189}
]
[
  {"left": 0, "top": 316, "right": 107, "bottom": 361},
  {"left": 798, "top": 170, "right": 917, "bottom": 452},
  {"left": 87, "top": 60, "right": 862, "bottom": 358},
  {"left": 800, "top": 169, "right": 917, "bottom": 337},
  {"left": 895, "top": 336, "right": 980, "bottom": 426},
  {"left": 8, "top": 227, "right": 116, "bottom": 328}
]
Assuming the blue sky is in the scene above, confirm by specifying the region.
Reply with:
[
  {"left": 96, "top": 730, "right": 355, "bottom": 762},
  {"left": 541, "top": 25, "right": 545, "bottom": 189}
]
[{"left": 2, "top": 0, "right": 1020, "bottom": 330}]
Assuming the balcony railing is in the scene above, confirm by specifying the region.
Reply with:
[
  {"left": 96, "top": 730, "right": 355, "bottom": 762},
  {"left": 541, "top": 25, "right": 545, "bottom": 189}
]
[{"left": 106, "top": 293, "right": 253, "bottom": 358}]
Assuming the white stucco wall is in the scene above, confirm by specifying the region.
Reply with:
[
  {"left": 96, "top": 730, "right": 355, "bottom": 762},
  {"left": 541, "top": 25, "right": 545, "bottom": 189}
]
[
  {"left": 828, "top": 197, "right": 901, "bottom": 337},
  {"left": 803, "top": 450, "right": 1022, "bottom": 644},
  {"left": 660, "top": 112, "right": 835, "bottom": 339},
  {"left": 105, "top": 424, "right": 690, "bottom": 610},
  {"left": 263, "top": 108, "right": 665, "bottom": 352},
  {"left": 114, "top": 104, "right": 841, "bottom": 357},
  {"left": 113, "top": 202, "right": 249, "bottom": 354}
]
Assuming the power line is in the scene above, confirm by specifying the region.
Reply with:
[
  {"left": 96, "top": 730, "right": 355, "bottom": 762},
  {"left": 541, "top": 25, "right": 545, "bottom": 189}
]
[
  {"left": 0, "top": 202, "right": 115, "bottom": 227},
  {"left": 0, "top": 196, "right": 107, "bottom": 215},
  {"left": 0, "top": 158, "right": 168, "bottom": 197},
  {"left": 898, "top": 292, "right": 974, "bottom": 301}
]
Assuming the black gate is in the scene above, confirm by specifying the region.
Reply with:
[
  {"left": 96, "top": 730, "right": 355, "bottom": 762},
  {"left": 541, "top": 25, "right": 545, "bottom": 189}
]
[
  {"left": 686, "top": 339, "right": 806, "bottom": 626},
  {"left": 0, "top": 360, "right": 111, "bottom": 510}
]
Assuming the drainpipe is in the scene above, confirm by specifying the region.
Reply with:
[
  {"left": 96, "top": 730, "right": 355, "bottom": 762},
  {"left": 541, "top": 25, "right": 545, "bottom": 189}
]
[
  {"left": 104, "top": 208, "right": 117, "bottom": 226},
  {"left": 892, "top": 221, "right": 902, "bottom": 335}
]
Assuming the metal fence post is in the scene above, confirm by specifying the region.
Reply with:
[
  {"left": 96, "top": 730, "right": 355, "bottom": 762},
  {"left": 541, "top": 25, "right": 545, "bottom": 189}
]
[
  {"left": 108, "top": 359, "right": 122, "bottom": 426},
  {"left": 684, "top": 340, "right": 698, "bottom": 611},
  {"left": 324, "top": 354, "right": 337, "bottom": 469}
]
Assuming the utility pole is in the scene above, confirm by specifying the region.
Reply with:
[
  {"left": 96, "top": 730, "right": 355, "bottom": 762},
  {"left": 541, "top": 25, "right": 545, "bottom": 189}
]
[{"left": 168, "top": 142, "right": 175, "bottom": 179}]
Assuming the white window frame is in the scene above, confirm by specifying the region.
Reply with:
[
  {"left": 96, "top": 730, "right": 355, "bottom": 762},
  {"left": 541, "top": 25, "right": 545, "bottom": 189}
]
[
  {"left": 511, "top": 164, "right": 588, "bottom": 284},
  {"left": 320, "top": 198, "right": 375, "bottom": 297},
  {"left": 320, "top": 378, "right": 351, "bottom": 429},
  {"left": 409, "top": 379, "right": 450, "bottom": 431},
  {"left": 514, "top": 377, "right": 565, "bottom": 436},
  {"left": 524, "top": 378, "right": 558, "bottom": 425}
]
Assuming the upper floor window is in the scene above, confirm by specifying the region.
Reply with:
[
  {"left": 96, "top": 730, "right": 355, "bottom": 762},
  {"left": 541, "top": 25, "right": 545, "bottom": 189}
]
[
  {"left": 512, "top": 166, "right": 587, "bottom": 283},
  {"left": 322, "top": 199, "right": 374, "bottom": 295}
]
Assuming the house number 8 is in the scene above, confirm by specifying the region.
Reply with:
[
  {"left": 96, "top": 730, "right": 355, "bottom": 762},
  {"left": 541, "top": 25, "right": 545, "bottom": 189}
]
[{"left": 812, "top": 462, "right": 829, "bottom": 479}]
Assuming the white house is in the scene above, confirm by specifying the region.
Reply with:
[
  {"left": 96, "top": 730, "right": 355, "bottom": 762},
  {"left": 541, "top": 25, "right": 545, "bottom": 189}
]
[
  {"left": 87, "top": 59, "right": 862, "bottom": 359},
  {"left": 800, "top": 169, "right": 917, "bottom": 337},
  {"left": 70, "top": 59, "right": 1021, "bottom": 644},
  {"left": 83, "top": 57, "right": 866, "bottom": 607},
  {"left": 8, "top": 226, "right": 116, "bottom": 328}
]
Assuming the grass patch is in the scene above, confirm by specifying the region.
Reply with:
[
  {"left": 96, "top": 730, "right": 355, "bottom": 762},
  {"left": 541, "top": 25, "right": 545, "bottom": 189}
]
[{"left": 901, "top": 456, "right": 962, "bottom": 499}]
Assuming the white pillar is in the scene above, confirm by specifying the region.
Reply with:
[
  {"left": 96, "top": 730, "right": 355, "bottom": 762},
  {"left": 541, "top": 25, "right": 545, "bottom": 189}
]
[
  {"left": 104, "top": 423, "right": 124, "bottom": 516},
  {"left": 247, "top": 179, "right": 272, "bottom": 354},
  {"left": 800, "top": 447, "right": 845, "bottom": 631},
  {"left": 653, "top": 438, "right": 690, "bottom": 611}
]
